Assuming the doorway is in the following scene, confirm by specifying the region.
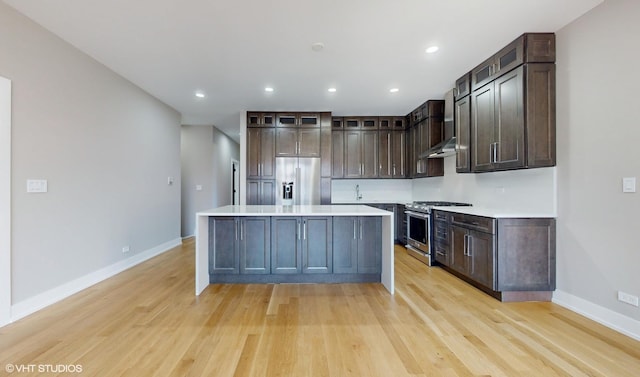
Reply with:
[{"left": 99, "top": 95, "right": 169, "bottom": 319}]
[
  {"left": 231, "top": 159, "right": 240, "bottom": 205},
  {"left": 1, "top": 77, "right": 11, "bottom": 326}
]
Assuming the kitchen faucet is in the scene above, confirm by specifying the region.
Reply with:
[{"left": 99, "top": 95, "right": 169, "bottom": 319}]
[{"left": 355, "top": 184, "right": 362, "bottom": 200}]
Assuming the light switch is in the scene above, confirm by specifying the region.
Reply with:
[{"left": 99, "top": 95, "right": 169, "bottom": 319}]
[
  {"left": 622, "top": 177, "right": 636, "bottom": 193},
  {"left": 196, "top": 185, "right": 203, "bottom": 191},
  {"left": 27, "top": 179, "right": 48, "bottom": 193},
  {"left": 167, "top": 176, "right": 174, "bottom": 185}
]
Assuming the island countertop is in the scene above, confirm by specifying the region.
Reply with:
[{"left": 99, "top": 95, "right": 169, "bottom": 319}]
[{"left": 197, "top": 204, "right": 392, "bottom": 217}]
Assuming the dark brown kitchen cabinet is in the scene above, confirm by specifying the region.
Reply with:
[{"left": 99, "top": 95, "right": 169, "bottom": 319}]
[
  {"left": 379, "top": 116, "right": 407, "bottom": 130},
  {"left": 247, "top": 128, "right": 275, "bottom": 179},
  {"left": 471, "top": 64, "right": 555, "bottom": 172},
  {"left": 246, "top": 180, "right": 275, "bottom": 205},
  {"left": 275, "top": 127, "right": 320, "bottom": 157},
  {"left": 471, "top": 33, "right": 555, "bottom": 91},
  {"left": 247, "top": 112, "right": 275, "bottom": 127},
  {"left": 344, "top": 130, "right": 378, "bottom": 178},
  {"left": 379, "top": 130, "right": 406, "bottom": 178},
  {"left": 276, "top": 113, "right": 320, "bottom": 128},
  {"left": 449, "top": 216, "right": 496, "bottom": 290},
  {"left": 407, "top": 100, "right": 444, "bottom": 178},
  {"left": 441, "top": 210, "right": 556, "bottom": 302},
  {"left": 455, "top": 93, "right": 471, "bottom": 173},
  {"left": 331, "top": 131, "right": 345, "bottom": 178},
  {"left": 455, "top": 73, "right": 471, "bottom": 100}
]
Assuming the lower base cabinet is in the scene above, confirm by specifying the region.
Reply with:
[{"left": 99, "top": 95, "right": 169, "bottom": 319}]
[
  {"left": 271, "top": 216, "right": 332, "bottom": 274},
  {"left": 210, "top": 216, "right": 380, "bottom": 283},
  {"left": 333, "top": 216, "right": 382, "bottom": 274},
  {"left": 209, "top": 217, "right": 270, "bottom": 275},
  {"left": 439, "top": 211, "right": 555, "bottom": 301}
]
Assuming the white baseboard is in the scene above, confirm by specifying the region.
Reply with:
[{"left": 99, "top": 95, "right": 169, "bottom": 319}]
[
  {"left": 553, "top": 290, "right": 640, "bottom": 341},
  {"left": 9, "top": 238, "right": 182, "bottom": 324}
]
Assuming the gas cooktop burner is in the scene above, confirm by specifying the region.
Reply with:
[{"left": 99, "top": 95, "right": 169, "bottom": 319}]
[{"left": 405, "top": 201, "right": 472, "bottom": 213}]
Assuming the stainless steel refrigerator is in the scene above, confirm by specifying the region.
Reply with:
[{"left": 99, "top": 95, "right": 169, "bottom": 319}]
[{"left": 275, "top": 158, "right": 321, "bottom": 205}]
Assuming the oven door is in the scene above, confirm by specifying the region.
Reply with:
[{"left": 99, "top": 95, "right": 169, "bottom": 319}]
[{"left": 405, "top": 211, "right": 432, "bottom": 265}]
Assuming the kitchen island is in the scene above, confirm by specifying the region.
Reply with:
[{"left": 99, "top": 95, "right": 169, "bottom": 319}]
[{"left": 195, "top": 205, "right": 394, "bottom": 295}]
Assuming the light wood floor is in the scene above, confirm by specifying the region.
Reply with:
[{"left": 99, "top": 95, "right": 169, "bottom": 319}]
[{"left": 1, "top": 239, "right": 639, "bottom": 376}]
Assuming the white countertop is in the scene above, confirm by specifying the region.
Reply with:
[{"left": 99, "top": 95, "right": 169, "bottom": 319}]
[
  {"left": 431, "top": 206, "right": 556, "bottom": 218},
  {"left": 197, "top": 205, "right": 393, "bottom": 217}
]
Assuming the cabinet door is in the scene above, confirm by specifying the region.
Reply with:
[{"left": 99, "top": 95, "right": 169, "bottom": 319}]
[
  {"left": 455, "top": 96, "right": 471, "bottom": 173},
  {"left": 298, "top": 128, "right": 320, "bottom": 157},
  {"left": 247, "top": 128, "right": 261, "bottom": 178},
  {"left": 468, "top": 230, "right": 495, "bottom": 290},
  {"left": 525, "top": 63, "right": 556, "bottom": 168},
  {"left": 361, "top": 131, "right": 378, "bottom": 178},
  {"left": 246, "top": 180, "right": 275, "bottom": 205},
  {"left": 450, "top": 225, "right": 468, "bottom": 275},
  {"left": 240, "top": 217, "right": 270, "bottom": 274},
  {"left": 302, "top": 217, "right": 332, "bottom": 274},
  {"left": 357, "top": 217, "right": 382, "bottom": 274},
  {"left": 378, "top": 131, "right": 392, "bottom": 178},
  {"left": 271, "top": 217, "right": 301, "bottom": 274},
  {"left": 331, "top": 131, "right": 344, "bottom": 178},
  {"left": 344, "top": 131, "right": 362, "bottom": 178},
  {"left": 332, "top": 217, "right": 358, "bottom": 273},
  {"left": 425, "top": 117, "right": 444, "bottom": 177},
  {"left": 471, "top": 82, "right": 496, "bottom": 172},
  {"left": 209, "top": 217, "right": 239, "bottom": 274},
  {"left": 409, "top": 126, "right": 418, "bottom": 177},
  {"left": 494, "top": 66, "right": 525, "bottom": 170},
  {"left": 494, "top": 35, "right": 524, "bottom": 78},
  {"left": 298, "top": 113, "right": 320, "bottom": 128},
  {"left": 434, "top": 242, "right": 450, "bottom": 266},
  {"left": 391, "top": 131, "right": 406, "bottom": 178},
  {"left": 275, "top": 128, "right": 298, "bottom": 157},
  {"left": 260, "top": 128, "right": 275, "bottom": 178},
  {"left": 276, "top": 113, "right": 297, "bottom": 127}
]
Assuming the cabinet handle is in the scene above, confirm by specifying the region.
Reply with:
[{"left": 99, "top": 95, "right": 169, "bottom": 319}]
[
  {"left": 235, "top": 219, "right": 238, "bottom": 241},
  {"left": 360, "top": 219, "right": 363, "bottom": 240},
  {"left": 493, "top": 142, "right": 499, "bottom": 163},
  {"left": 463, "top": 234, "right": 468, "bottom": 256},
  {"left": 240, "top": 221, "right": 244, "bottom": 240},
  {"left": 393, "top": 164, "right": 396, "bottom": 176},
  {"left": 303, "top": 220, "right": 307, "bottom": 240},
  {"left": 467, "top": 235, "right": 473, "bottom": 257},
  {"left": 353, "top": 219, "right": 357, "bottom": 239},
  {"left": 298, "top": 220, "right": 301, "bottom": 240}
]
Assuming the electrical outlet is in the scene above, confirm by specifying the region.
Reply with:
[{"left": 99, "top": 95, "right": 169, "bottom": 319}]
[
  {"left": 617, "top": 291, "right": 639, "bottom": 307},
  {"left": 122, "top": 246, "right": 130, "bottom": 253}
]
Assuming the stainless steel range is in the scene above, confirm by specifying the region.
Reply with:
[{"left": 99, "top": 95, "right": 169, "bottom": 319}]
[{"left": 405, "top": 201, "right": 471, "bottom": 266}]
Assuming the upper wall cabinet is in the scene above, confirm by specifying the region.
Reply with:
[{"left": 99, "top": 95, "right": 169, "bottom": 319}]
[
  {"left": 471, "top": 33, "right": 555, "bottom": 91},
  {"left": 276, "top": 113, "right": 320, "bottom": 128},
  {"left": 468, "top": 33, "right": 556, "bottom": 173},
  {"left": 247, "top": 112, "right": 276, "bottom": 127}
]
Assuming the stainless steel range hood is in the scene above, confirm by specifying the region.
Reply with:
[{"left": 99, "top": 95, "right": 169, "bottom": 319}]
[
  {"left": 424, "top": 88, "right": 456, "bottom": 159},
  {"left": 422, "top": 137, "right": 457, "bottom": 158}
]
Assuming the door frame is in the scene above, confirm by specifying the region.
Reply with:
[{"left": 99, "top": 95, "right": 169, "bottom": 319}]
[
  {"left": 231, "top": 159, "right": 240, "bottom": 205},
  {"left": 1, "top": 77, "right": 12, "bottom": 326}
]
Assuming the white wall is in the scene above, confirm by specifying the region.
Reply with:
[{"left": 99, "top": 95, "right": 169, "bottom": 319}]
[
  {"left": 0, "top": 3, "right": 181, "bottom": 316},
  {"left": 412, "top": 157, "right": 556, "bottom": 214},
  {"left": 331, "top": 179, "right": 412, "bottom": 204},
  {"left": 181, "top": 125, "right": 240, "bottom": 237},
  {"left": 0, "top": 77, "right": 11, "bottom": 326},
  {"left": 553, "top": 0, "right": 640, "bottom": 334}
]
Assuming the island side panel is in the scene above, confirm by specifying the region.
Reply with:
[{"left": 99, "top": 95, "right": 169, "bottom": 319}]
[
  {"left": 195, "top": 214, "right": 210, "bottom": 295},
  {"left": 381, "top": 214, "right": 394, "bottom": 294}
]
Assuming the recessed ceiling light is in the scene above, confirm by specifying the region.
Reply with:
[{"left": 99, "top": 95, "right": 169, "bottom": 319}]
[
  {"left": 264, "top": 87, "right": 274, "bottom": 92},
  {"left": 195, "top": 91, "right": 206, "bottom": 98},
  {"left": 328, "top": 88, "right": 337, "bottom": 93},
  {"left": 311, "top": 42, "right": 325, "bottom": 52},
  {"left": 426, "top": 46, "right": 439, "bottom": 54},
  {"left": 389, "top": 88, "right": 399, "bottom": 93}
]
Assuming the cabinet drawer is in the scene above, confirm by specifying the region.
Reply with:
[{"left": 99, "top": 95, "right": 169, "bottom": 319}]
[
  {"left": 433, "top": 242, "right": 449, "bottom": 266},
  {"left": 434, "top": 221, "right": 449, "bottom": 243},
  {"left": 451, "top": 213, "right": 495, "bottom": 234}
]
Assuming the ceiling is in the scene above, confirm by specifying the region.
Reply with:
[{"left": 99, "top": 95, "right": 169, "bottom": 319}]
[{"left": 4, "top": 0, "right": 603, "bottom": 143}]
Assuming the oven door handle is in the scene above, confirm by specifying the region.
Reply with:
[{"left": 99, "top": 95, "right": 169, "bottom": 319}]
[{"left": 405, "top": 210, "right": 430, "bottom": 219}]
